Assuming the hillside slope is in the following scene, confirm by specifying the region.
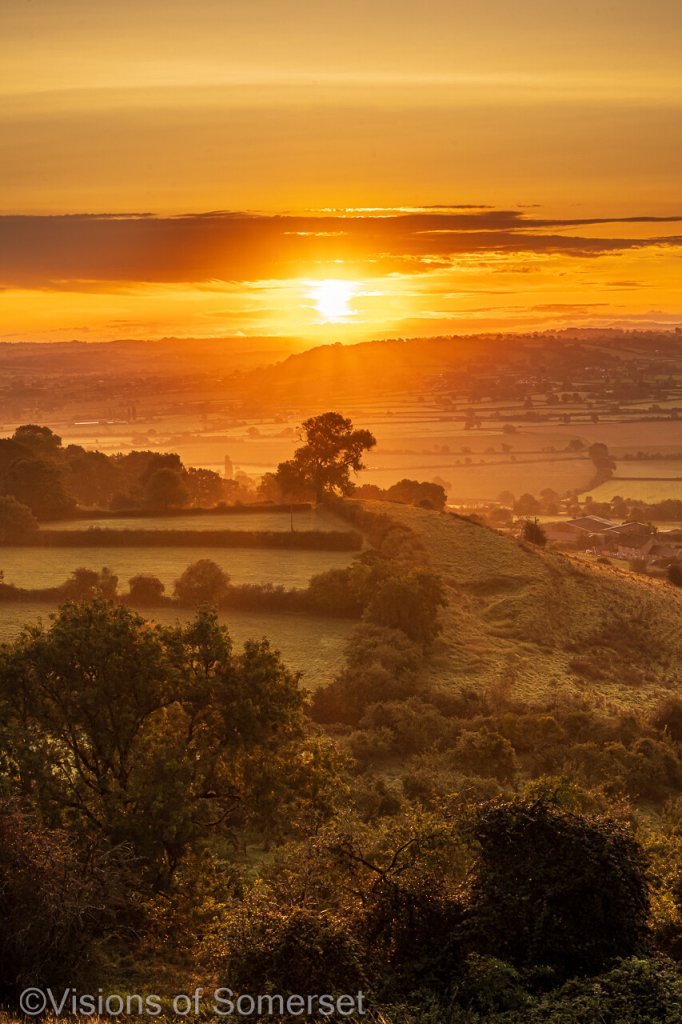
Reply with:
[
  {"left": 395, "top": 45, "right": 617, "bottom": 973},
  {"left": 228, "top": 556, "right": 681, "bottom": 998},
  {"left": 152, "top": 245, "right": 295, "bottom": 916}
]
[{"left": 358, "top": 501, "right": 682, "bottom": 710}]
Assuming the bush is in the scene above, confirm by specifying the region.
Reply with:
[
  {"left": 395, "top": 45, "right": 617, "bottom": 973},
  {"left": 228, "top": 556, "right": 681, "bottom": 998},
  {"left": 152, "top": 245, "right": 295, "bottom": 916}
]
[
  {"left": 0, "top": 802, "right": 128, "bottom": 1001},
  {"left": 668, "top": 564, "right": 682, "bottom": 587},
  {"left": 522, "top": 520, "right": 547, "bottom": 546},
  {"left": 128, "top": 573, "right": 166, "bottom": 605},
  {"left": 466, "top": 800, "right": 650, "bottom": 977},
  {"left": 364, "top": 566, "right": 448, "bottom": 646},
  {"left": 173, "top": 558, "right": 230, "bottom": 606},
  {"left": 653, "top": 698, "right": 682, "bottom": 743},
  {"left": 58, "top": 566, "right": 118, "bottom": 600},
  {"left": 221, "top": 905, "right": 366, "bottom": 997},
  {"left": 311, "top": 625, "right": 422, "bottom": 725},
  {"left": 454, "top": 728, "right": 518, "bottom": 784}
]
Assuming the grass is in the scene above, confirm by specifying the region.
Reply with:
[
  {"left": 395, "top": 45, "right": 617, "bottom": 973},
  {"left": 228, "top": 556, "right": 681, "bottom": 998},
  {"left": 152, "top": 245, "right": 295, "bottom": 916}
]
[
  {"left": 608, "top": 460, "right": 682, "bottom": 479},
  {"left": 362, "top": 457, "right": 593, "bottom": 501},
  {"left": 588, "top": 479, "right": 682, "bottom": 503},
  {"left": 0, "top": 603, "right": 351, "bottom": 688},
  {"left": 353, "top": 500, "right": 682, "bottom": 711},
  {"left": 41, "top": 508, "right": 345, "bottom": 532}
]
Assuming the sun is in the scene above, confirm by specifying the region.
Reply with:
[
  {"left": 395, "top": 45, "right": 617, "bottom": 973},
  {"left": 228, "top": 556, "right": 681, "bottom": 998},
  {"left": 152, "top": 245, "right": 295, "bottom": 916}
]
[{"left": 312, "top": 279, "right": 355, "bottom": 320}]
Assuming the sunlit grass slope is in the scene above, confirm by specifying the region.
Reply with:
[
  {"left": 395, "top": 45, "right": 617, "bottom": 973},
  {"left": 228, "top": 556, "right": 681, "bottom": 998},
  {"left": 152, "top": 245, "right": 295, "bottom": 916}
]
[{"left": 356, "top": 501, "right": 682, "bottom": 711}]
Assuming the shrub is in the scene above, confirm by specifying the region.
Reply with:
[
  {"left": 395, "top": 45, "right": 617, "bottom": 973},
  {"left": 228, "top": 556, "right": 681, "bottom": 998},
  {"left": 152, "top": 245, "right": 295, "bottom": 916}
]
[
  {"left": 466, "top": 800, "right": 650, "bottom": 977},
  {"left": 454, "top": 728, "right": 518, "bottom": 784},
  {"left": 0, "top": 802, "right": 128, "bottom": 1001},
  {"left": 220, "top": 905, "right": 366, "bottom": 997},
  {"left": 173, "top": 558, "right": 230, "bottom": 606},
  {"left": 653, "top": 697, "right": 682, "bottom": 743},
  {"left": 58, "top": 566, "right": 118, "bottom": 600},
  {"left": 128, "top": 573, "right": 166, "bottom": 605},
  {"left": 668, "top": 564, "right": 682, "bottom": 587},
  {"left": 522, "top": 520, "right": 547, "bottom": 546},
  {"left": 364, "top": 566, "right": 448, "bottom": 646},
  {"left": 311, "top": 625, "right": 422, "bottom": 725}
]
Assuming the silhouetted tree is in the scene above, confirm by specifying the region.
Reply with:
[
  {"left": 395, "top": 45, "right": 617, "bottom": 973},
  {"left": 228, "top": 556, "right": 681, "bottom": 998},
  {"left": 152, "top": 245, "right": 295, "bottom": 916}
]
[
  {"left": 273, "top": 412, "right": 376, "bottom": 502},
  {"left": 0, "top": 496, "right": 38, "bottom": 541},
  {"left": 144, "top": 468, "right": 189, "bottom": 510},
  {"left": 2, "top": 458, "right": 73, "bottom": 518},
  {"left": 523, "top": 520, "right": 547, "bottom": 546}
]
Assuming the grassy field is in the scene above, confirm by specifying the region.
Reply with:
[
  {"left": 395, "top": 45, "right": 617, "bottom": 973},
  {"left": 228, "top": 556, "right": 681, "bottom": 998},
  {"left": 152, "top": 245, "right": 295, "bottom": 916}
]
[
  {"left": 0, "top": 548, "right": 352, "bottom": 591},
  {"left": 41, "top": 508, "right": 347, "bottom": 532},
  {"left": 363, "top": 457, "right": 593, "bottom": 500},
  {"left": 0, "top": 604, "right": 351, "bottom": 688},
  {"left": 523, "top": 420, "right": 682, "bottom": 452},
  {"left": 609, "top": 461, "right": 682, "bottom": 478},
  {"left": 588, "top": 479, "right": 682, "bottom": 503},
  {"left": 354, "top": 500, "right": 682, "bottom": 711}
]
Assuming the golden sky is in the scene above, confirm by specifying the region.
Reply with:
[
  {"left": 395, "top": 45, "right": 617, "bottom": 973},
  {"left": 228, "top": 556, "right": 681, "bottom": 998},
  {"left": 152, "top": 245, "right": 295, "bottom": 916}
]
[{"left": 2, "top": 0, "right": 682, "bottom": 342}]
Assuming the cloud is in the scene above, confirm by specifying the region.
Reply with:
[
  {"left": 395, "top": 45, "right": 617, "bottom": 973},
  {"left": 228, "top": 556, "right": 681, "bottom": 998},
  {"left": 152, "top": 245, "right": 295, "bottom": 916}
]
[{"left": 2, "top": 208, "right": 682, "bottom": 290}]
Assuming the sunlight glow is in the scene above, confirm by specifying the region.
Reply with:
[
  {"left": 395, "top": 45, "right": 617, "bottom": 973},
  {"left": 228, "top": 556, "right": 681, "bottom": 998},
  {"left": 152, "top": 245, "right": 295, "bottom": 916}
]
[{"left": 312, "top": 279, "right": 355, "bottom": 320}]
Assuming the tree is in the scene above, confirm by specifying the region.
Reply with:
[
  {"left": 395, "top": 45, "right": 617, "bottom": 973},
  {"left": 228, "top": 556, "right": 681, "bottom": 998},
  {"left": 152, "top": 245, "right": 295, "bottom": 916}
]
[
  {"left": 513, "top": 493, "right": 540, "bottom": 516},
  {"left": 0, "top": 601, "right": 333, "bottom": 884},
  {"left": 364, "top": 566, "right": 448, "bottom": 646},
  {"left": 2, "top": 458, "right": 74, "bottom": 518},
  {"left": 561, "top": 436, "right": 585, "bottom": 452},
  {"left": 273, "top": 412, "right": 376, "bottom": 502},
  {"left": 588, "top": 442, "right": 617, "bottom": 487},
  {"left": 185, "top": 467, "right": 227, "bottom": 507},
  {"left": 11, "top": 424, "right": 62, "bottom": 456},
  {"left": 466, "top": 800, "right": 650, "bottom": 977},
  {"left": 64, "top": 449, "right": 121, "bottom": 507},
  {"left": 59, "top": 567, "right": 118, "bottom": 601},
  {"left": 144, "top": 468, "right": 189, "bottom": 510},
  {"left": 668, "top": 565, "right": 682, "bottom": 587},
  {"left": 0, "top": 496, "right": 38, "bottom": 541},
  {"left": 127, "top": 573, "right": 166, "bottom": 605},
  {"left": 523, "top": 520, "right": 547, "bottom": 546},
  {"left": 173, "top": 558, "right": 230, "bottom": 606},
  {"left": 385, "top": 479, "right": 447, "bottom": 511}
]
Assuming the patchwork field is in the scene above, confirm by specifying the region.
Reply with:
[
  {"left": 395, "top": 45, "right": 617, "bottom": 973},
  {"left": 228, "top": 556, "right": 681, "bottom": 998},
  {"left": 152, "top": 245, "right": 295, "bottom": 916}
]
[
  {"left": 0, "top": 604, "right": 351, "bottom": 688},
  {"left": 0, "top": 547, "right": 353, "bottom": 591}
]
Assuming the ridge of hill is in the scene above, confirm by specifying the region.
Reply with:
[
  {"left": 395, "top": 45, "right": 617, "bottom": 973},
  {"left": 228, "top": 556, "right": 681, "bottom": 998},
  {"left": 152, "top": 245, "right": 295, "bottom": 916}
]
[
  {"left": 358, "top": 500, "right": 682, "bottom": 711},
  {"left": 238, "top": 329, "right": 682, "bottom": 403}
]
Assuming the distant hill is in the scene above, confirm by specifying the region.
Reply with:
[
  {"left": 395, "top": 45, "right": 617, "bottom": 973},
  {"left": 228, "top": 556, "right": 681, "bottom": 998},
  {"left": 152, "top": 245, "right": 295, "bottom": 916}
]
[
  {"left": 237, "top": 328, "right": 682, "bottom": 404},
  {"left": 360, "top": 500, "right": 682, "bottom": 709},
  {"left": 0, "top": 336, "right": 302, "bottom": 377}
]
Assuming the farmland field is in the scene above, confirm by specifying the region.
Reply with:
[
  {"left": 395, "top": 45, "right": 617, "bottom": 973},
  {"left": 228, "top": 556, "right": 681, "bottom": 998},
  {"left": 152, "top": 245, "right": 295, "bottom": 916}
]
[
  {"left": 42, "top": 508, "right": 346, "bottom": 532},
  {"left": 362, "top": 457, "right": 594, "bottom": 501},
  {"left": 523, "top": 421, "right": 682, "bottom": 452},
  {"left": 587, "top": 478, "right": 682, "bottom": 504},
  {"left": 608, "top": 461, "right": 682, "bottom": 478},
  {"left": 0, "top": 548, "right": 353, "bottom": 591},
  {"left": 0, "top": 604, "right": 350, "bottom": 687}
]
